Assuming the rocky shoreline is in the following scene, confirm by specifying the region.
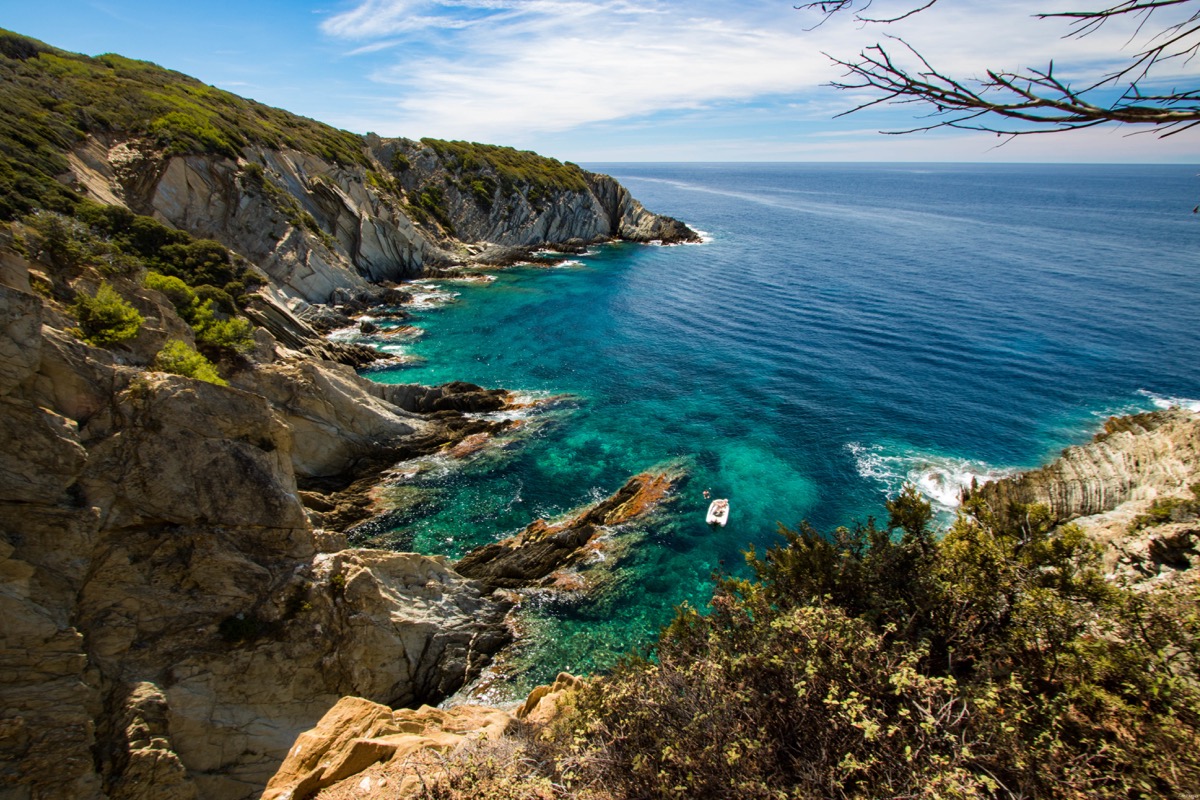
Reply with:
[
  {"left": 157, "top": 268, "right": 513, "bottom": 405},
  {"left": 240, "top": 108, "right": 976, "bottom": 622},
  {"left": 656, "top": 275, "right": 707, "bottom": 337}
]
[
  {"left": 0, "top": 71, "right": 702, "bottom": 795},
  {"left": 4, "top": 29, "right": 1197, "bottom": 800},
  {"left": 254, "top": 405, "right": 1200, "bottom": 800}
]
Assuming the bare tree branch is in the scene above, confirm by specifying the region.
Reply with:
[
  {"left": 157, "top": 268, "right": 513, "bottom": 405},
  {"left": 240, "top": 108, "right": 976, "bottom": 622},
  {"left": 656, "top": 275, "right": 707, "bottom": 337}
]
[{"left": 798, "top": 0, "right": 1200, "bottom": 136}]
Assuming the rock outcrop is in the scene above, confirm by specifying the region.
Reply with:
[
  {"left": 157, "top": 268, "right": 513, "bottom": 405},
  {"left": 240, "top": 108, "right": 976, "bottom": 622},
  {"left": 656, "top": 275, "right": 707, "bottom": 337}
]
[
  {"left": 454, "top": 469, "right": 680, "bottom": 593},
  {"left": 0, "top": 255, "right": 513, "bottom": 800},
  {"left": 262, "top": 673, "right": 582, "bottom": 800},
  {"left": 969, "top": 409, "right": 1200, "bottom": 522},
  {"left": 969, "top": 408, "right": 1200, "bottom": 593},
  {"left": 2, "top": 30, "right": 699, "bottom": 800}
]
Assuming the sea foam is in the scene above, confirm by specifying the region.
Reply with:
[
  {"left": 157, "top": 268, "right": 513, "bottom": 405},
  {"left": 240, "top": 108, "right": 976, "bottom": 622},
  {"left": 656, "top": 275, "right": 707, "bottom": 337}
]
[
  {"left": 1138, "top": 389, "right": 1200, "bottom": 413},
  {"left": 847, "top": 442, "right": 1015, "bottom": 512}
]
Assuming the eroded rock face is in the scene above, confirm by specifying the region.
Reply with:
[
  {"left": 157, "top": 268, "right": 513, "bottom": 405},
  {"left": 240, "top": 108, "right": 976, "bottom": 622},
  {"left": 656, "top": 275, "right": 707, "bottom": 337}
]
[
  {"left": 66, "top": 135, "right": 699, "bottom": 307},
  {"left": 0, "top": 262, "right": 511, "bottom": 800},
  {"left": 969, "top": 409, "right": 1200, "bottom": 522},
  {"left": 230, "top": 358, "right": 428, "bottom": 479}
]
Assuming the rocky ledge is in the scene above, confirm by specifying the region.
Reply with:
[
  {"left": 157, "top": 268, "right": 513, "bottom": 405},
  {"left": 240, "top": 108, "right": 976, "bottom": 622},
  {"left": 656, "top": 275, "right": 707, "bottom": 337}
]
[
  {"left": 0, "top": 251, "right": 521, "bottom": 799},
  {"left": 970, "top": 407, "right": 1200, "bottom": 590},
  {"left": 969, "top": 408, "right": 1200, "bottom": 523},
  {"left": 262, "top": 673, "right": 582, "bottom": 800}
]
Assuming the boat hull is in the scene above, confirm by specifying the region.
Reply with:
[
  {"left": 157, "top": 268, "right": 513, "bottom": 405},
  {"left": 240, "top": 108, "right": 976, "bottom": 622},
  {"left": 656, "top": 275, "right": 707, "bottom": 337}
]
[{"left": 706, "top": 499, "right": 730, "bottom": 526}]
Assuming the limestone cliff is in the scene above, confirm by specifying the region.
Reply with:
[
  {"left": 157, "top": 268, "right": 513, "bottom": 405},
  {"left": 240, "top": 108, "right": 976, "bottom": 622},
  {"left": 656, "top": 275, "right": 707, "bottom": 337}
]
[
  {"left": 0, "top": 252, "right": 513, "bottom": 800},
  {"left": 2, "top": 29, "right": 698, "bottom": 309},
  {"left": 969, "top": 408, "right": 1200, "bottom": 593},
  {"left": 0, "top": 28, "right": 710, "bottom": 800},
  {"left": 66, "top": 135, "right": 698, "bottom": 307},
  {"left": 969, "top": 409, "right": 1200, "bottom": 522}
]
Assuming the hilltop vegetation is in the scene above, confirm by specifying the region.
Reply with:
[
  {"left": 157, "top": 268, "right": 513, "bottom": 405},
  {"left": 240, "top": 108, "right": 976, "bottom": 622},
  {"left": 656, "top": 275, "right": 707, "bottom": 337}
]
[
  {"left": 0, "top": 28, "right": 365, "bottom": 219},
  {"left": 419, "top": 138, "right": 591, "bottom": 211},
  {"left": 420, "top": 139, "right": 590, "bottom": 195}
]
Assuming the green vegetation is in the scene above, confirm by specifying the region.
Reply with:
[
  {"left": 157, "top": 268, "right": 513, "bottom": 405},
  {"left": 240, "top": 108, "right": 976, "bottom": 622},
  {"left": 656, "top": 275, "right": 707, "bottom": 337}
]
[
  {"left": 74, "top": 201, "right": 262, "bottom": 301},
  {"left": 23, "top": 204, "right": 261, "bottom": 355},
  {"left": 416, "top": 490, "right": 1200, "bottom": 799},
  {"left": 70, "top": 281, "right": 143, "bottom": 346},
  {"left": 1129, "top": 484, "right": 1200, "bottom": 532},
  {"left": 414, "top": 183, "right": 453, "bottom": 231},
  {"left": 0, "top": 28, "right": 366, "bottom": 219},
  {"left": 153, "top": 339, "right": 226, "bottom": 386},
  {"left": 420, "top": 139, "right": 589, "bottom": 209},
  {"left": 144, "top": 271, "right": 255, "bottom": 357}
]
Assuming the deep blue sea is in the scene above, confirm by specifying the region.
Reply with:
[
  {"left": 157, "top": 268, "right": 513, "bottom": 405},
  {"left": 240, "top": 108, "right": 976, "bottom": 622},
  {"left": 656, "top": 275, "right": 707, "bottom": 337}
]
[{"left": 360, "top": 163, "right": 1200, "bottom": 700}]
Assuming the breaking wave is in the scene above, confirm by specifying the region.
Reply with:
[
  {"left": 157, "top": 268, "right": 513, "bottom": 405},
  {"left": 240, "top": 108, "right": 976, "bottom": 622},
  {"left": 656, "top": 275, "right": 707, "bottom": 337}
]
[
  {"left": 1138, "top": 389, "right": 1200, "bottom": 413},
  {"left": 847, "top": 442, "right": 1016, "bottom": 512}
]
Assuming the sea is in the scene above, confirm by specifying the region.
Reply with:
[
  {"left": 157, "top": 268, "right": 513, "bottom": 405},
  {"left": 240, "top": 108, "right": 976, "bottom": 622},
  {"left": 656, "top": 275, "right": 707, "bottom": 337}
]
[{"left": 353, "top": 162, "right": 1200, "bottom": 701}]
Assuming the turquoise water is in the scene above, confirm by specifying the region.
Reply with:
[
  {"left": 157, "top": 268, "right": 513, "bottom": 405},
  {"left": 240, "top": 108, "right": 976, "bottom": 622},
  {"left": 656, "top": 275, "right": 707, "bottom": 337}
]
[{"left": 362, "top": 163, "right": 1200, "bottom": 698}]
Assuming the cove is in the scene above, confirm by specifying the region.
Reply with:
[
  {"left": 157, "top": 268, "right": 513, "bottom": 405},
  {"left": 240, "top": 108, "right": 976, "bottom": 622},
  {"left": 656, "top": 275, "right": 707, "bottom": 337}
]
[{"left": 361, "top": 163, "right": 1200, "bottom": 700}]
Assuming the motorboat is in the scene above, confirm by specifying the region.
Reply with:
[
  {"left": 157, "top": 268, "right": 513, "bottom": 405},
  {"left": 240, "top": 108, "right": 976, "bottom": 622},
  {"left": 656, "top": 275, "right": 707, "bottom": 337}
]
[{"left": 706, "top": 498, "right": 730, "bottom": 526}]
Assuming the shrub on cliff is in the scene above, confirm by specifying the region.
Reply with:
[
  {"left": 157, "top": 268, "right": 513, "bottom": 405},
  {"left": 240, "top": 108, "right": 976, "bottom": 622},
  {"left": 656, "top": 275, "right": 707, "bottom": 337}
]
[
  {"left": 70, "top": 281, "right": 143, "bottom": 347},
  {"left": 419, "top": 490, "right": 1200, "bottom": 799},
  {"left": 154, "top": 339, "right": 226, "bottom": 386},
  {"left": 144, "top": 271, "right": 255, "bottom": 357}
]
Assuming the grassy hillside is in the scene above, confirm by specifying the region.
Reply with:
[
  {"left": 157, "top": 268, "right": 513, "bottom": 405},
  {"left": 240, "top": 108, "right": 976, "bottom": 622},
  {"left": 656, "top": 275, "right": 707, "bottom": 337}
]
[{"left": 0, "top": 28, "right": 366, "bottom": 219}]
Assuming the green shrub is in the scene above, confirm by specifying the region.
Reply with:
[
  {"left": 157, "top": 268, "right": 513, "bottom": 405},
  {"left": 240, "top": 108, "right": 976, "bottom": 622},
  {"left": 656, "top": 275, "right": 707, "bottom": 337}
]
[
  {"left": 194, "top": 283, "right": 238, "bottom": 315},
  {"left": 419, "top": 490, "right": 1200, "bottom": 800},
  {"left": 153, "top": 339, "right": 226, "bottom": 385},
  {"left": 144, "top": 270, "right": 255, "bottom": 357},
  {"left": 71, "top": 281, "right": 143, "bottom": 346},
  {"left": 195, "top": 315, "right": 254, "bottom": 356},
  {"left": 144, "top": 270, "right": 199, "bottom": 316}
]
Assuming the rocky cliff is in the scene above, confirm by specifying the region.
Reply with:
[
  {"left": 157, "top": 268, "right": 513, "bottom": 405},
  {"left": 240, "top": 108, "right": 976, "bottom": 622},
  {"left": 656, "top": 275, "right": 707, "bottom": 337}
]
[
  {"left": 66, "top": 135, "right": 698, "bottom": 308},
  {"left": 969, "top": 409, "right": 1200, "bottom": 522},
  {"left": 0, "top": 245, "right": 522, "bottom": 799},
  {"left": 2, "top": 29, "right": 698, "bottom": 311},
  {"left": 0, "top": 30, "right": 704, "bottom": 800},
  {"left": 969, "top": 408, "right": 1200, "bottom": 593}
]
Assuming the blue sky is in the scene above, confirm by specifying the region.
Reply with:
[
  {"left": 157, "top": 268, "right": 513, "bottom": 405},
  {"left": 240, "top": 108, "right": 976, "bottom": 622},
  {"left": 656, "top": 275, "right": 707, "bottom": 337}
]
[{"left": 5, "top": 0, "right": 1198, "bottom": 162}]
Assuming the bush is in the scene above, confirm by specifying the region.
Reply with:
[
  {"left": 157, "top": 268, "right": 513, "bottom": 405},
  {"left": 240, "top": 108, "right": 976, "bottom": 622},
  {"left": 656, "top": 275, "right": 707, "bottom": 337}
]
[
  {"left": 153, "top": 339, "right": 226, "bottom": 385},
  {"left": 71, "top": 281, "right": 143, "bottom": 346},
  {"left": 423, "top": 489, "right": 1200, "bottom": 799},
  {"left": 144, "top": 271, "right": 200, "bottom": 317},
  {"left": 195, "top": 316, "right": 255, "bottom": 357},
  {"left": 144, "top": 270, "right": 255, "bottom": 356}
]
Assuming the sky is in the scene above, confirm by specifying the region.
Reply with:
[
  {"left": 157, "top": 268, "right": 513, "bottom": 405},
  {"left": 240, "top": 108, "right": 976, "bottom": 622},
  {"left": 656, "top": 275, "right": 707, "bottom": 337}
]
[{"left": 5, "top": 0, "right": 1199, "bottom": 163}]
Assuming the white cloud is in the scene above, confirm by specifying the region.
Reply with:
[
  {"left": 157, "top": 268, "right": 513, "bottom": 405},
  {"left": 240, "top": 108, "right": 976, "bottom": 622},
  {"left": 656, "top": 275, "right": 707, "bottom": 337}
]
[{"left": 318, "top": 0, "right": 1200, "bottom": 149}]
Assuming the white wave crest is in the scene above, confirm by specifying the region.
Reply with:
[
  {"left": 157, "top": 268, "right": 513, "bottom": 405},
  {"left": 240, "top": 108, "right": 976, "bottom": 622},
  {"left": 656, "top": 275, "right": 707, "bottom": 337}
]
[
  {"left": 847, "top": 442, "right": 1014, "bottom": 511},
  {"left": 1137, "top": 389, "right": 1200, "bottom": 413},
  {"left": 407, "top": 281, "right": 460, "bottom": 307}
]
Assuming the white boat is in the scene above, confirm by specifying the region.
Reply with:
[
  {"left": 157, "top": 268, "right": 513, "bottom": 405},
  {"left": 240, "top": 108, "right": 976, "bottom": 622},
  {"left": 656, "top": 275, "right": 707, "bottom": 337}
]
[{"left": 706, "top": 498, "right": 730, "bottom": 526}]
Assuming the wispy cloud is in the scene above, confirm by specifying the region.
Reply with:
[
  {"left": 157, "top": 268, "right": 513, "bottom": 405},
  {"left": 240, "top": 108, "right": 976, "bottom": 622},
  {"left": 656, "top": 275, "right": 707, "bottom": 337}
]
[{"left": 317, "top": 0, "right": 1200, "bottom": 149}]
